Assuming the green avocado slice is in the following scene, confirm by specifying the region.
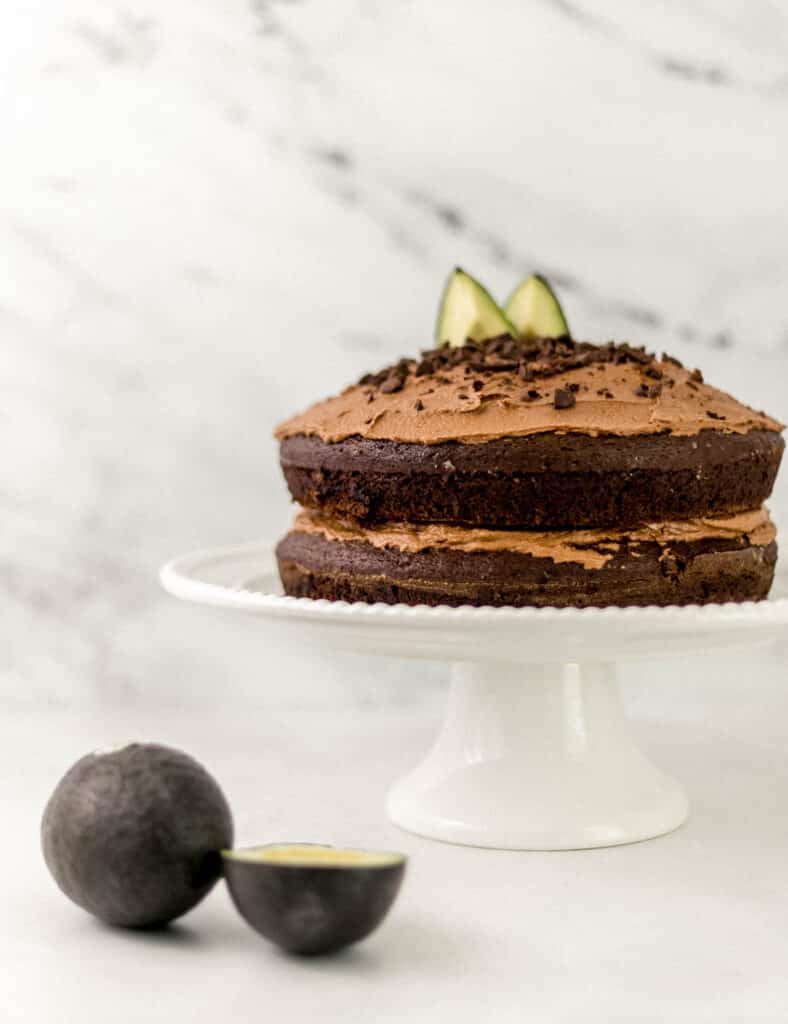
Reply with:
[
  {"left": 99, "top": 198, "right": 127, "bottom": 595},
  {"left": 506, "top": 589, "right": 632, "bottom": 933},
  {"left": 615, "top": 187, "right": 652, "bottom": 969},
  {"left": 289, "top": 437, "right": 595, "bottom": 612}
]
[
  {"left": 435, "top": 268, "right": 515, "bottom": 347},
  {"left": 504, "top": 274, "right": 570, "bottom": 339}
]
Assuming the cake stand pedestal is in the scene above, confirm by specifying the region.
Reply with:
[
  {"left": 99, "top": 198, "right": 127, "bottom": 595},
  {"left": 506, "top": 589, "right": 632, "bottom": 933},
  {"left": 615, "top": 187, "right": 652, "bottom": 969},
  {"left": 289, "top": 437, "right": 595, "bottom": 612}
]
[{"left": 161, "top": 544, "right": 788, "bottom": 851}]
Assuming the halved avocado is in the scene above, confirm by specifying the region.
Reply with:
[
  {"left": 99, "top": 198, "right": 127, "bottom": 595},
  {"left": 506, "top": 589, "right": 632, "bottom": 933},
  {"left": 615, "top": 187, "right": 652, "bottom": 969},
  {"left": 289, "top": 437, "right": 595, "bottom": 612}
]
[
  {"left": 435, "top": 267, "right": 514, "bottom": 347},
  {"left": 504, "top": 274, "right": 570, "bottom": 339},
  {"left": 222, "top": 843, "right": 406, "bottom": 955}
]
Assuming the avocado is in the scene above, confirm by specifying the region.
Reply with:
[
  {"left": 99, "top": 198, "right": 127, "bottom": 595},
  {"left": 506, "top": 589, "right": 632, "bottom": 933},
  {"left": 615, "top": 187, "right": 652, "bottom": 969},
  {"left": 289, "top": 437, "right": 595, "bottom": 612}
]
[
  {"left": 504, "top": 273, "right": 570, "bottom": 339},
  {"left": 222, "top": 843, "right": 406, "bottom": 955},
  {"left": 435, "top": 267, "right": 515, "bottom": 347},
  {"left": 41, "top": 743, "right": 234, "bottom": 928}
]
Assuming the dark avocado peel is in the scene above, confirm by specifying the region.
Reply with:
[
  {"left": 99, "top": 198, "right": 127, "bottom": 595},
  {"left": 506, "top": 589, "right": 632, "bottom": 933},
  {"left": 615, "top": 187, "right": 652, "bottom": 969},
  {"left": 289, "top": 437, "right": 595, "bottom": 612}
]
[
  {"left": 222, "top": 844, "right": 407, "bottom": 955},
  {"left": 41, "top": 743, "right": 234, "bottom": 929}
]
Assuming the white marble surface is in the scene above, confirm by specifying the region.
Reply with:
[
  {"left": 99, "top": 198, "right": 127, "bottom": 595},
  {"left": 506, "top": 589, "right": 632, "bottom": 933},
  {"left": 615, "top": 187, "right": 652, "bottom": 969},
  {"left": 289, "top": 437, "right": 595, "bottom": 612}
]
[
  {"left": 2, "top": 4, "right": 788, "bottom": 1017},
  {"left": 2, "top": 0, "right": 788, "bottom": 705},
  {"left": 5, "top": 662, "right": 788, "bottom": 1023}
]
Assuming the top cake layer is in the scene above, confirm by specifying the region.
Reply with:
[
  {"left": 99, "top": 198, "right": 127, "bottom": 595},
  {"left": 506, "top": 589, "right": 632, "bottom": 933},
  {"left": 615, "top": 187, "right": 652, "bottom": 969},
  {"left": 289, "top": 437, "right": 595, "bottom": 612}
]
[{"left": 276, "top": 336, "right": 782, "bottom": 445}]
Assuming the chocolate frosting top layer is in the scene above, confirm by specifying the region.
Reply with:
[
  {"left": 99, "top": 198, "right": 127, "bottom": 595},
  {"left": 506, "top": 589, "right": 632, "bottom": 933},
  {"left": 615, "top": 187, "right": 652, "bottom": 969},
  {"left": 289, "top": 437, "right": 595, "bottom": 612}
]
[
  {"left": 292, "top": 507, "right": 776, "bottom": 571},
  {"left": 275, "top": 336, "right": 783, "bottom": 445}
]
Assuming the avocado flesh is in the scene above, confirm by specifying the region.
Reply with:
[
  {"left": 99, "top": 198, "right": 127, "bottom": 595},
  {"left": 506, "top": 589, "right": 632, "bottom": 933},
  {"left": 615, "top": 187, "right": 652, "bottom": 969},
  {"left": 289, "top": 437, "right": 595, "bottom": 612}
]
[
  {"left": 224, "top": 844, "right": 404, "bottom": 868},
  {"left": 504, "top": 273, "right": 569, "bottom": 339},
  {"left": 223, "top": 843, "right": 406, "bottom": 955},
  {"left": 436, "top": 268, "right": 514, "bottom": 347},
  {"left": 41, "top": 743, "right": 233, "bottom": 928}
]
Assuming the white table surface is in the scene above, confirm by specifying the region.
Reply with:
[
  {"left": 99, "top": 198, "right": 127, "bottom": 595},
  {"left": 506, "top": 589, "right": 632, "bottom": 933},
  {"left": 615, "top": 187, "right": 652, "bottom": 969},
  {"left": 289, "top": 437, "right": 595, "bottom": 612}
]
[{"left": 5, "top": 648, "right": 788, "bottom": 1024}]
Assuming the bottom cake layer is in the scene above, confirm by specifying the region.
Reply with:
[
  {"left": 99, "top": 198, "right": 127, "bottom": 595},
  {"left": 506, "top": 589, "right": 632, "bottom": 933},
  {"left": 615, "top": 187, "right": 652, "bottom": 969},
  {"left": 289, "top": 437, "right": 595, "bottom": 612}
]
[{"left": 275, "top": 508, "right": 777, "bottom": 609}]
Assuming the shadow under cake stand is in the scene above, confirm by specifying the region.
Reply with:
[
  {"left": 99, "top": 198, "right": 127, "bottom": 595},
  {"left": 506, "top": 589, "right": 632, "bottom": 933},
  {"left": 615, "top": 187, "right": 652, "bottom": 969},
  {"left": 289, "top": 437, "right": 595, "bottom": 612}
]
[{"left": 161, "top": 545, "right": 788, "bottom": 851}]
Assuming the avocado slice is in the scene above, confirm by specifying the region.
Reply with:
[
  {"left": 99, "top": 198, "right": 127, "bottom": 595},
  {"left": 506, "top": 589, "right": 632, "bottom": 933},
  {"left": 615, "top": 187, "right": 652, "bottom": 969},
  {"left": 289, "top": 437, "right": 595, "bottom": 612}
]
[
  {"left": 435, "top": 267, "right": 515, "bottom": 347},
  {"left": 41, "top": 743, "right": 233, "bottom": 928},
  {"left": 504, "top": 274, "right": 570, "bottom": 339},
  {"left": 222, "top": 843, "right": 406, "bottom": 955}
]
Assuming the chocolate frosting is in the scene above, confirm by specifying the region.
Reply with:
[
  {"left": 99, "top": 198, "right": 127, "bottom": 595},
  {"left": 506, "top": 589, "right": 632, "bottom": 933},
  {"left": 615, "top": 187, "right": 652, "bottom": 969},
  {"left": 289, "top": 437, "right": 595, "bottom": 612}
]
[
  {"left": 275, "top": 345, "right": 783, "bottom": 445},
  {"left": 291, "top": 507, "right": 776, "bottom": 571}
]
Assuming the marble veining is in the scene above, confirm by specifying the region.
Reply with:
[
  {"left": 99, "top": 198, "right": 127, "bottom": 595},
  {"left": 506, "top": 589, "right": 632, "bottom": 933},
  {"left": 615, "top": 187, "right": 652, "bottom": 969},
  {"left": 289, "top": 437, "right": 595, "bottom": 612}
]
[{"left": 2, "top": 0, "right": 786, "bottom": 703}]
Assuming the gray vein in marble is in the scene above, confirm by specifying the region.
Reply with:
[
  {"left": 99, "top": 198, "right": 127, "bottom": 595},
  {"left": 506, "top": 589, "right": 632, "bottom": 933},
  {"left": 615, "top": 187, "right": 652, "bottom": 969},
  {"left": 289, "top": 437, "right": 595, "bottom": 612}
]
[
  {"left": 9, "top": 220, "right": 118, "bottom": 308},
  {"left": 251, "top": 0, "right": 301, "bottom": 38},
  {"left": 71, "top": 12, "right": 157, "bottom": 67},
  {"left": 544, "top": 0, "right": 785, "bottom": 94},
  {"left": 312, "top": 146, "right": 354, "bottom": 171},
  {"left": 543, "top": 0, "right": 603, "bottom": 28},
  {"left": 656, "top": 55, "right": 729, "bottom": 86},
  {"left": 301, "top": 146, "right": 782, "bottom": 352}
]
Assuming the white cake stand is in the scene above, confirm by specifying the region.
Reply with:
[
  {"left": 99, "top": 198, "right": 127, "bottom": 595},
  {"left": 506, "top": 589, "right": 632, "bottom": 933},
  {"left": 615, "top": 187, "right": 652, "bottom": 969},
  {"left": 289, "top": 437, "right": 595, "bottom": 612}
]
[{"left": 161, "top": 545, "right": 788, "bottom": 851}]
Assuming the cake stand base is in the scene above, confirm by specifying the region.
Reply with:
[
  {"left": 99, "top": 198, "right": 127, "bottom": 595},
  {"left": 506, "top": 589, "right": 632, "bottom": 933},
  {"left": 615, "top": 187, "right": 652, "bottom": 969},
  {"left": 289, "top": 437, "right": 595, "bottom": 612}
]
[
  {"left": 161, "top": 543, "right": 787, "bottom": 852},
  {"left": 387, "top": 661, "right": 688, "bottom": 850}
]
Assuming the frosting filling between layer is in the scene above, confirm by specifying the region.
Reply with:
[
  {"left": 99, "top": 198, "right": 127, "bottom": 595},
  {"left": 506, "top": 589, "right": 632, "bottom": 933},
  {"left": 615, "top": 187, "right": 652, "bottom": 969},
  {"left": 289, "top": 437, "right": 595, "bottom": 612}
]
[{"left": 291, "top": 507, "right": 776, "bottom": 571}]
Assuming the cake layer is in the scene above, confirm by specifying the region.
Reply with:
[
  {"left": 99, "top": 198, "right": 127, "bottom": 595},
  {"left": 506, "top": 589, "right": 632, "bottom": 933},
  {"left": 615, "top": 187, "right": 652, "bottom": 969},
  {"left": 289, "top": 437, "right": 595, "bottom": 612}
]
[
  {"left": 281, "top": 428, "right": 784, "bottom": 529},
  {"left": 277, "top": 338, "right": 784, "bottom": 529},
  {"left": 276, "top": 508, "right": 777, "bottom": 609}
]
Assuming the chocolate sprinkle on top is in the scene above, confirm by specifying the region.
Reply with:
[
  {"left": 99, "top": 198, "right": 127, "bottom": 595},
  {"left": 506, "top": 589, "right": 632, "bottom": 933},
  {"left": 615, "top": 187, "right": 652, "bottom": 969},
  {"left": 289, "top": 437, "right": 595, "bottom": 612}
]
[
  {"left": 553, "top": 388, "right": 576, "bottom": 410},
  {"left": 379, "top": 375, "right": 405, "bottom": 394},
  {"left": 360, "top": 335, "right": 661, "bottom": 392}
]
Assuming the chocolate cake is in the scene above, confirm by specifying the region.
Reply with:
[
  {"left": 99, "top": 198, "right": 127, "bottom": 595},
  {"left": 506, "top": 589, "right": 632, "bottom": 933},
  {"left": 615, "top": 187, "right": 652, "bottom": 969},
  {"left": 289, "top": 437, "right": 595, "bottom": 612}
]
[{"left": 274, "top": 274, "right": 784, "bottom": 608}]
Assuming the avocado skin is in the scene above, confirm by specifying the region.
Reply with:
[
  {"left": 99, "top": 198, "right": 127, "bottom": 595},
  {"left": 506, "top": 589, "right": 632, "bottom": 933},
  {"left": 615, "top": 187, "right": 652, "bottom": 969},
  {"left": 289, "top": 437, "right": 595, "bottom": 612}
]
[
  {"left": 223, "top": 857, "right": 406, "bottom": 954},
  {"left": 41, "top": 743, "right": 234, "bottom": 928}
]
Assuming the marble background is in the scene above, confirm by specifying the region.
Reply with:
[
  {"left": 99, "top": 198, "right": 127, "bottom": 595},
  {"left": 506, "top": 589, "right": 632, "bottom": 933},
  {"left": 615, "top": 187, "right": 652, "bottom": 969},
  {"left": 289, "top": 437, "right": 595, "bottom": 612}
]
[{"left": 3, "top": 0, "right": 788, "bottom": 707}]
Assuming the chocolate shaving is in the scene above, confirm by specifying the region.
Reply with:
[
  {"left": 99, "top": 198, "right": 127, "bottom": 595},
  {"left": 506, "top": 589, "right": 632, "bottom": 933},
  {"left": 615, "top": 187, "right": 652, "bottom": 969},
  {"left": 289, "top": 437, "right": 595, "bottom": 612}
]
[
  {"left": 690, "top": 368, "right": 704, "bottom": 383},
  {"left": 359, "top": 335, "right": 659, "bottom": 393},
  {"left": 380, "top": 374, "right": 405, "bottom": 394},
  {"left": 414, "top": 399, "right": 424, "bottom": 411},
  {"left": 553, "top": 388, "right": 576, "bottom": 410},
  {"left": 483, "top": 358, "right": 519, "bottom": 371}
]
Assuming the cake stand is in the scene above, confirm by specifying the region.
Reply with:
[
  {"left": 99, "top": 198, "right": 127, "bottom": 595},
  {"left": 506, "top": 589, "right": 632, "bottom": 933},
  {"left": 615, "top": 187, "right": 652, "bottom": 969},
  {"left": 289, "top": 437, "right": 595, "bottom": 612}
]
[{"left": 161, "top": 545, "right": 788, "bottom": 851}]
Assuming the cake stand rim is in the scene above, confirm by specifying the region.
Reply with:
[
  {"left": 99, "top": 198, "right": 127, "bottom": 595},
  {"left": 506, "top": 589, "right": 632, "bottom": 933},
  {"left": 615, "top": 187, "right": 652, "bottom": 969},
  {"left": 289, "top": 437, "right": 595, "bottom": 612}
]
[{"left": 160, "top": 540, "right": 788, "bottom": 634}]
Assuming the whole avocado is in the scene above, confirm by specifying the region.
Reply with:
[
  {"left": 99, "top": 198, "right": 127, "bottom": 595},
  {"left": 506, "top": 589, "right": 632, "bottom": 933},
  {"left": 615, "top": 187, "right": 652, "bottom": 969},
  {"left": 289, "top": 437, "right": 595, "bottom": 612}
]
[{"left": 41, "top": 743, "right": 233, "bottom": 928}]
